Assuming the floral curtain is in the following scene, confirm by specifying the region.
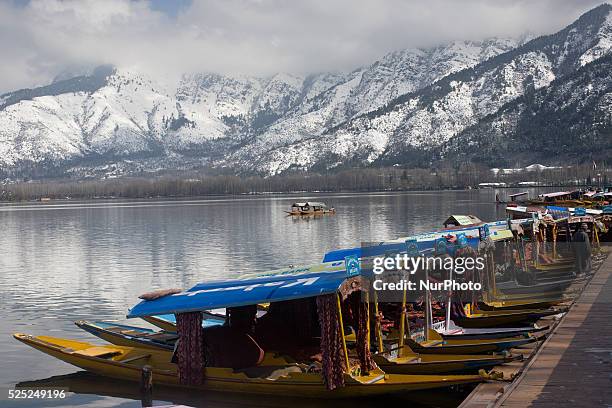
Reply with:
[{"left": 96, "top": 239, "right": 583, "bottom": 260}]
[
  {"left": 316, "top": 294, "right": 346, "bottom": 390},
  {"left": 345, "top": 291, "right": 376, "bottom": 373},
  {"left": 175, "top": 312, "right": 204, "bottom": 386}
]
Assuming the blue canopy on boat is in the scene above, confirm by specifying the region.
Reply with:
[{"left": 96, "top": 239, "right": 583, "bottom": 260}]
[
  {"left": 322, "top": 220, "right": 508, "bottom": 263},
  {"left": 127, "top": 262, "right": 350, "bottom": 318},
  {"left": 323, "top": 236, "right": 480, "bottom": 262},
  {"left": 546, "top": 205, "right": 572, "bottom": 213},
  {"left": 322, "top": 242, "right": 407, "bottom": 263},
  {"left": 546, "top": 205, "right": 602, "bottom": 216}
]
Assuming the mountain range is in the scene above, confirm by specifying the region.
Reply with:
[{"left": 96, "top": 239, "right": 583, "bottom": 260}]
[{"left": 1, "top": 4, "right": 611, "bottom": 179}]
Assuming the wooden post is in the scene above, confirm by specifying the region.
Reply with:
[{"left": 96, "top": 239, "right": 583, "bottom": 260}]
[
  {"left": 399, "top": 284, "right": 407, "bottom": 348},
  {"left": 140, "top": 365, "right": 153, "bottom": 407},
  {"left": 405, "top": 303, "right": 411, "bottom": 339},
  {"left": 373, "top": 291, "right": 384, "bottom": 353},
  {"left": 445, "top": 263, "right": 452, "bottom": 333},
  {"left": 482, "top": 251, "right": 492, "bottom": 302},
  {"left": 336, "top": 292, "right": 350, "bottom": 372},
  {"left": 488, "top": 252, "right": 498, "bottom": 299},
  {"left": 519, "top": 238, "right": 528, "bottom": 278},
  {"left": 552, "top": 224, "right": 558, "bottom": 259},
  {"left": 364, "top": 290, "right": 371, "bottom": 353},
  {"left": 488, "top": 251, "right": 496, "bottom": 300},
  {"left": 424, "top": 265, "right": 434, "bottom": 341}
]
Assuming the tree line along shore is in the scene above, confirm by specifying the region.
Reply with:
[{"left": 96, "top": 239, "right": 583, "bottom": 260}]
[{"left": 1, "top": 164, "right": 609, "bottom": 202}]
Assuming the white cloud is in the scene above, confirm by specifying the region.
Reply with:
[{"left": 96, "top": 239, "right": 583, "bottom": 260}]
[{"left": 0, "top": 0, "right": 606, "bottom": 93}]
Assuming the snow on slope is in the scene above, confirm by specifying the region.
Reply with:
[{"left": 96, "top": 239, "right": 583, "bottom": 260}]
[
  {"left": 248, "top": 4, "right": 612, "bottom": 174},
  {"left": 231, "top": 38, "right": 519, "bottom": 168},
  {"left": 1, "top": 37, "right": 515, "bottom": 174},
  {"left": 0, "top": 70, "right": 309, "bottom": 168},
  {"left": 0, "top": 70, "right": 182, "bottom": 166},
  {"left": 443, "top": 52, "right": 612, "bottom": 166}
]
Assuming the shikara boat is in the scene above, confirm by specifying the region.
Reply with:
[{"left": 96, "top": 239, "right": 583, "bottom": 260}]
[
  {"left": 486, "top": 268, "right": 580, "bottom": 301},
  {"left": 477, "top": 298, "right": 566, "bottom": 311},
  {"left": 452, "top": 308, "right": 560, "bottom": 328},
  {"left": 493, "top": 279, "right": 578, "bottom": 298},
  {"left": 373, "top": 342, "right": 517, "bottom": 374},
  {"left": 464, "top": 304, "right": 566, "bottom": 317},
  {"left": 437, "top": 321, "right": 549, "bottom": 340},
  {"left": 483, "top": 288, "right": 578, "bottom": 305},
  {"left": 533, "top": 259, "right": 575, "bottom": 271},
  {"left": 524, "top": 190, "right": 610, "bottom": 209},
  {"left": 16, "top": 261, "right": 483, "bottom": 398},
  {"left": 408, "top": 320, "right": 547, "bottom": 341},
  {"left": 526, "top": 191, "right": 581, "bottom": 207},
  {"left": 78, "top": 320, "right": 520, "bottom": 375},
  {"left": 77, "top": 320, "right": 515, "bottom": 376},
  {"left": 402, "top": 329, "right": 537, "bottom": 355},
  {"left": 75, "top": 320, "right": 176, "bottom": 350},
  {"left": 285, "top": 202, "right": 335, "bottom": 216},
  {"left": 14, "top": 334, "right": 481, "bottom": 398}
]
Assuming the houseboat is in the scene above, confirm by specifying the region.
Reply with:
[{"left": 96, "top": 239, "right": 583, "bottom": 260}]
[{"left": 285, "top": 202, "right": 335, "bottom": 216}]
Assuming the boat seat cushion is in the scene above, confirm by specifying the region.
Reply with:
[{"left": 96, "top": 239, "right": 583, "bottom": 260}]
[
  {"left": 72, "top": 347, "right": 122, "bottom": 359},
  {"left": 118, "top": 330, "right": 149, "bottom": 336}
]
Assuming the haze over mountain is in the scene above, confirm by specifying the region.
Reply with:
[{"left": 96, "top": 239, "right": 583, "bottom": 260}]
[{"left": 0, "top": 3, "right": 611, "bottom": 178}]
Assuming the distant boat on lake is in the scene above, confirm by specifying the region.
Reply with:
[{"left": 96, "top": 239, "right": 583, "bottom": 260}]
[{"left": 285, "top": 202, "right": 335, "bottom": 216}]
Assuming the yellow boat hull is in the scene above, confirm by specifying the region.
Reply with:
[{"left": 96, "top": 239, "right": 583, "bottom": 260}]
[
  {"left": 14, "top": 334, "right": 482, "bottom": 398},
  {"left": 479, "top": 299, "right": 565, "bottom": 310},
  {"left": 374, "top": 348, "right": 515, "bottom": 374},
  {"left": 77, "top": 321, "right": 514, "bottom": 376},
  {"left": 489, "top": 289, "right": 571, "bottom": 301},
  {"left": 468, "top": 307, "right": 562, "bottom": 317},
  {"left": 402, "top": 329, "right": 537, "bottom": 355},
  {"left": 534, "top": 262, "right": 575, "bottom": 271},
  {"left": 453, "top": 309, "right": 559, "bottom": 328}
]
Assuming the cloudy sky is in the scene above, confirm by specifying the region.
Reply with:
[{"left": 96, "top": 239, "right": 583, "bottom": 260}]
[{"left": 0, "top": 0, "right": 606, "bottom": 93}]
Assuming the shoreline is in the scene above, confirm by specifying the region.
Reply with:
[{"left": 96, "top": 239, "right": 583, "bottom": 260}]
[{"left": 0, "top": 184, "right": 598, "bottom": 204}]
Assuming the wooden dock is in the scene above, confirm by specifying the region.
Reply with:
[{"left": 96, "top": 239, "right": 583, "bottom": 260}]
[{"left": 460, "top": 249, "right": 612, "bottom": 407}]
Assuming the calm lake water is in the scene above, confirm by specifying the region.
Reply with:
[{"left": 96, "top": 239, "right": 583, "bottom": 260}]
[{"left": 0, "top": 189, "right": 530, "bottom": 407}]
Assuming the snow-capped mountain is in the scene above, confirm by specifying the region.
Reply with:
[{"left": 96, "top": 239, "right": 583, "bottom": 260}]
[
  {"left": 248, "top": 4, "right": 612, "bottom": 174},
  {"left": 229, "top": 38, "right": 521, "bottom": 171},
  {"left": 442, "top": 52, "right": 612, "bottom": 166},
  {"left": 1, "top": 4, "right": 611, "bottom": 178}
]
